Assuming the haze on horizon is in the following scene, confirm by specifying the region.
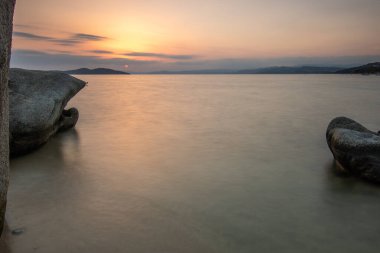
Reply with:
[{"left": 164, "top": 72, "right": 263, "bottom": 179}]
[{"left": 11, "top": 0, "right": 380, "bottom": 72}]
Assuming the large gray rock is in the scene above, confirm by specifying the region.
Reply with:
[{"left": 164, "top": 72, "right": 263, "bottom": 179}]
[
  {"left": 326, "top": 117, "right": 380, "bottom": 183},
  {"left": 9, "top": 69, "right": 86, "bottom": 156}
]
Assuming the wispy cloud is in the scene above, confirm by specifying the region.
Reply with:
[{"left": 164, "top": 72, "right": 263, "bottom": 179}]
[
  {"left": 52, "top": 39, "right": 81, "bottom": 46},
  {"left": 125, "top": 52, "right": 196, "bottom": 60},
  {"left": 88, "top": 50, "right": 114, "bottom": 54},
  {"left": 10, "top": 49, "right": 159, "bottom": 72},
  {"left": 73, "top": 33, "right": 108, "bottom": 41},
  {"left": 14, "top": 24, "right": 37, "bottom": 29},
  {"left": 13, "top": 31, "right": 53, "bottom": 41},
  {"left": 13, "top": 31, "right": 108, "bottom": 47}
]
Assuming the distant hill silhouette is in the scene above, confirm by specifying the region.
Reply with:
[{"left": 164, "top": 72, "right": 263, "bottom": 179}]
[
  {"left": 237, "top": 66, "right": 341, "bottom": 74},
  {"left": 336, "top": 62, "right": 380, "bottom": 74},
  {"left": 65, "top": 68, "right": 130, "bottom": 75},
  {"left": 65, "top": 63, "right": 380, "bottom": 75},
  {"left": 142, "top": 66, "right": 342, "bottom": 75}
]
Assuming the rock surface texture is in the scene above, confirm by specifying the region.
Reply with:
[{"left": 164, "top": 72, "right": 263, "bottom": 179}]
[
  {"left": 0, "top": 0, "right": 16, "bottom": 237},
  {"left": 9, "top": 69, "right": 86, "bottom": 156},
  {"left": 326, "top": 117, "right": 380, "bottom": 183}
]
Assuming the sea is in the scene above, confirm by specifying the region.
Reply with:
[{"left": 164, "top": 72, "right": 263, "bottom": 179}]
[{"left": 2, "top": 74, "right": 380, "bottom": 253}]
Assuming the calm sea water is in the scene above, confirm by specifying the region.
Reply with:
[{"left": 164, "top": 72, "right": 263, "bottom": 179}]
[{"left": 2, "top": 74, "right": 380, "bottom": 253}]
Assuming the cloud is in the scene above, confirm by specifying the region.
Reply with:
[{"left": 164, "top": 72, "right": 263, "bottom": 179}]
[
  {"left": 10, "top": 49, "right": 159, "bottom": 72},
  {"left": 125, "top": 52, "right": 196, "bottom": 60},
  {"left": 52, "top": 39, "right": 81, "bottom": 46},
  {"left": 88, "top": 50, "right": 114, "bottom": 54},
  {"left": 14, "top": 24, "right": 37, "bottom": 29},
  {"left": 72, "top": 33, "right": 108, "bottom": 41},
  {"left": 13, "top": 31, "right": 53, "bottom": 41},
  {"left": 13, "top": 31, "right": 108, "bottom": 47}
]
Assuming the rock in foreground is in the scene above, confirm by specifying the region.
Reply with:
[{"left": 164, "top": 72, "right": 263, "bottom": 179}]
[
  {"left": 326, "top": 117, "right": 380, "bottom": 183},
  {"left": 9, "top": 69, "right": 86, "bottom": 156}
]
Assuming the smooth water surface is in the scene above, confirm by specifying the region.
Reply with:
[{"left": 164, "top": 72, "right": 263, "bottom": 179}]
[{"left": 3, "top": 74, "right": 380, "bottom": 252}]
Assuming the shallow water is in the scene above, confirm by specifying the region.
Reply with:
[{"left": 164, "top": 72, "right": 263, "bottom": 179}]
[{"left": 3, "top": 74, "right": 380, "bottom": 253}]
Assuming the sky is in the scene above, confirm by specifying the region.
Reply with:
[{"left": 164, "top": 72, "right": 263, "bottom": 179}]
[{"left": 10, "top": 0, "right": 380, "bottom": 72}]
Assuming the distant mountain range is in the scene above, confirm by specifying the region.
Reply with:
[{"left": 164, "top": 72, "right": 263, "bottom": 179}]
[
  {"left": 64, "top": 62, "right": 380, "bottom": 75},
  {"left": 141, "top": 63, "right": 380, "bottom": 75},
  {"left": 140, "top": 66, "right": 344, "bottom": 75},
  {"left": 64, "top": 68, "right": 130, "bottom": 75},
  {"left": 336, "top": 62, "right": 380, "bottom": 74},
  {"left": 237, "top": 66, "right": 342, "bottom": 74}
]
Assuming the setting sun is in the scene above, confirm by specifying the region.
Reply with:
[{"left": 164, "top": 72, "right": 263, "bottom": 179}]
[
  {"left": 11, "top": 0, "right": 380, "bottom": 72},
  {"left": 1, "top": 0, "right": 380, "bottom": 252}
]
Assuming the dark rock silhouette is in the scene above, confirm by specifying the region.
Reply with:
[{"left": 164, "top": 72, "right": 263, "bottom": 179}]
[
  {"left": 9, "top": 69, "right": 86, "bottom": 156},
  {"left": 326, "top": 117, "right": 380, "bottom": 183},
  {"left": 64, "top": 68, "right": 129, "bottom": 75},
  {"left": 336, "top": 62, "right": 380, "bottom": 75}
]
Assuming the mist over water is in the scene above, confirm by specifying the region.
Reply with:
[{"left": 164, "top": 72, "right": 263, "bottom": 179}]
[{"left": 4, "top": 74, "right": 380, "bottom": 252}]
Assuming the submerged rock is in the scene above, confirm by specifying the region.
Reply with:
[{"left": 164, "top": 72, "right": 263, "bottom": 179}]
[
  {"left": 326, "top": 117, "right": 380, "bottom": 183},
  {"left": 11, "top": 228, "right": 24, "bottom": 236},
  {"left": 9, "top": 69, "right": 86, "bottom": 156}
]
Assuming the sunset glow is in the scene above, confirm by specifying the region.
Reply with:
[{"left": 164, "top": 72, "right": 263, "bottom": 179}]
[
  {"left": 2, "top": 1, "right": 380, "bottom": 251},
  {"left": 11, "top": 0, "right": 380, "bottom": 72}
]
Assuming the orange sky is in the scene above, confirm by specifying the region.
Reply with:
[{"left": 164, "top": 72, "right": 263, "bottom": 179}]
[{"left": 11, "top": 0, "right": 380, "bottom": 72}]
